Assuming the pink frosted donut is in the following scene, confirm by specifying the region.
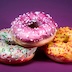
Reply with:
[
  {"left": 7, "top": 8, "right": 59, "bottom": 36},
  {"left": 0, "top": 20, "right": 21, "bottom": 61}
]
[{"left": 11, "top": 11, "right": 58, "bottom": 48}]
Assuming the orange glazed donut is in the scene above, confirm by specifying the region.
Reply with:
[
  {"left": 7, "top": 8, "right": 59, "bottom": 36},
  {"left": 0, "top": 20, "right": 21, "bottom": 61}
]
[
  {"left": 11, "top": 11, "right": 58, "bottom": 48},
  {"left": 45, "top": 27, "right": 72, "bottom": 63}
]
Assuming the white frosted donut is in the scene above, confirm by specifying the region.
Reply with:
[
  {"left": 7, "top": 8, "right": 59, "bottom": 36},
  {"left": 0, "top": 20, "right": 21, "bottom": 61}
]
[
  {"left": 0, "top": 40, "right": 37, "bottom": 64},
  {"left": 0, "top": 28, "right": 37, "bottom": 64}
]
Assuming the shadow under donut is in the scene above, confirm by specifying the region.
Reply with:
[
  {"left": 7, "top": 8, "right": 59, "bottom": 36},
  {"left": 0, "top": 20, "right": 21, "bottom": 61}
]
[{"left": 33, "top": 47, "right": 52, "bottom": 62}]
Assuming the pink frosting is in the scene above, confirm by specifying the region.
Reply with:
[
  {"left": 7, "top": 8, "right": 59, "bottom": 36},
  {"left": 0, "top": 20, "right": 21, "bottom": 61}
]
[{"left": 11, "top": 11, "right": 58, "bottom": 42}]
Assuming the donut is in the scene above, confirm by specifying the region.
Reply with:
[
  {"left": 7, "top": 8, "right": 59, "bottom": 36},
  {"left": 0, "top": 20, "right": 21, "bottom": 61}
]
[
  {"left": 0, "top": 28, "right": 15, "bottom": 44},
  {"left": 45, "top": 27, "right": 72, "bottom": 63},
  {"left": 11, "top": 11, "right": 58, "bottom": 48},
  {"left": 0, "top": 28, "right": 37, "bottom": 64}
]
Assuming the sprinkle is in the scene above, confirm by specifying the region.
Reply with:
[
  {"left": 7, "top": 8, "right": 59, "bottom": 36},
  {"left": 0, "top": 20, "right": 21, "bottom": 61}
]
[
  {"left": 15, "top": 18, "right": 18, "bottom": 21},
  {"left": 18, "top": 22, "right": 22, "bottom": 25},
  {"left": 42, "top": 12, "right": 45, "bottom": 14},
  {"left": 30, "top": 39, "right": 33, "bottom": 41},
  {"left": 17, "top": 28, "right": 22, "bottom": 31},
  {"left": 26, "top": 34, "right": 29, "bottom": 38},
  {"left": 46, "top": 14, "right": 52, "bottom": 18},
  {"left": 55, "top": 23, "right": 58, "bottom": 27},
  {"left": 35, "top": 11, "right": 40, "bottom": 15},
  {"left": 51, "top": 33, "right": 53, "bottom": 36}
]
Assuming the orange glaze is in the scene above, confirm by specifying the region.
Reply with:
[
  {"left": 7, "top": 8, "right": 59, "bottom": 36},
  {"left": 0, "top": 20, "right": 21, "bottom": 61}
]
[{"left": 45, "top": 27, "right": 72, "bottom": 63}]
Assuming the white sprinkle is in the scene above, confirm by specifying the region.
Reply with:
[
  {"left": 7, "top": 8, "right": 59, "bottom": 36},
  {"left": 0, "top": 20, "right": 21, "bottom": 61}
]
[
  {"left": 18, "top": 17, "right": 21, "bottom": 20},
  {"left": 15, "top": 18, "right": 18, "bottom": 21},
  {"left": 42, "top": 12, "right": 45, "bottom": 14},
  {"left": 48, "top": 28, "right": 51, "bottom": 31},
  {"left": 12, "top": 21, "right": 16, "bottom": 25},
  {"left": 30, "top": 39, "right": 33, "bottom": 41},
  {"left": 26, "top": 12, "right": 30, "bottom": 16},
  {"left": 12, "top": 55, "right": 15, "bottom": 58},
  {"left": 55, "top": 23, "right": 58, "bottom": 27},
  {"left": 34, "top": 39, "right": 38, "bottom": 42},
  {"left": 43, "top": 17, "right": 47, "bottom": 21},
  {"left": 51, "top": 33, "right": 53, "bottom": 36},
  {"left": 23, "top": 13, "right": 25, "bottom": 16},
  {"left": 46, "top": 14, "right": 52, "bottom": 18},
  {"left": 21, "top": 25, "right": 24, "bottom": 27},
  {"left": 52, "top": 26, "right": 55, "bottom": 29},
  {"left": 19, "top": 24, "right": 22, "bottom": 28},
  {"left": 26, "top": 34, "right": 29, "bottom": 38},
  {"left": 18, "top": 21, "right": 22, "bottom": 25},
  {"left": 34, "top": 28, "right": 39, "bottom": 30},
  {"left": 14, "top": 26, "right": 17, "bottom": 29},
  {"left": 25, "top": 19, "right": 30, "bottom": 23},
  {"left": 20, "top": 37, "right": 22, "bottom": 40},
  {"left": 19, "top": 15, "right": 22, "bottom": 17},
  {"left": 32, "top": 31, "right": 35, "bottom": 34},
  {"left": 21, "top": 58, "right": 25, "bottom": 61},
  {"left": 39, "top": 31, "right": 43, "bottom": 35},
  {"left": 35, "top": 11, "right": 40, "bottom": 15},
  {"left": 17, "top": 28, "right": 22, "bottom": 31},
  {"left": 33, "top": 16, "right": 38, "bottom": 20},
  {"left": 17, "top": 34, "right": 20, "bottom": 36},
  {"left": 31, "top": 19, "right": 36, "bottom": 22},
  {"left": 11, "top": 22, "right": 13, "bottom": 25}
]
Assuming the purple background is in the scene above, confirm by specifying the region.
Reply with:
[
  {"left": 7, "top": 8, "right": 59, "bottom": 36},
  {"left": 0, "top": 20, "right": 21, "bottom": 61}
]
[{"left": 0, "top": 0, "right": 72, "bottom": 72}]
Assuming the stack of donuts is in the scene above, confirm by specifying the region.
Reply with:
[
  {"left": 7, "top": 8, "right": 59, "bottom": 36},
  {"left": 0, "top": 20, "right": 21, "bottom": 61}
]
[{"left": 0, "top": 11, "right": 72, "bottom": 65}]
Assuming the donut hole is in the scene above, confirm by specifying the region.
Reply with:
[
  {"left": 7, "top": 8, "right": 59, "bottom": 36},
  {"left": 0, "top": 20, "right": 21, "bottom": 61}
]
[{"left": 28, "top": 22, "right": 39, "bottom": 28}]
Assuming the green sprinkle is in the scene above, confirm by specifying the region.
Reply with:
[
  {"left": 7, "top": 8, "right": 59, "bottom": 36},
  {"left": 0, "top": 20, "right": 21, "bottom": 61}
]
[
  {"left": 2, "top": 32, "right": 8, "bottom": 38},
  {"left": 2, "top": 48, "right": 5, "bottom": 52}
]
